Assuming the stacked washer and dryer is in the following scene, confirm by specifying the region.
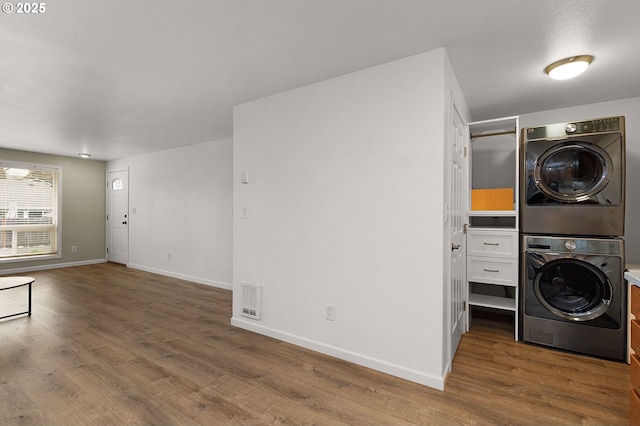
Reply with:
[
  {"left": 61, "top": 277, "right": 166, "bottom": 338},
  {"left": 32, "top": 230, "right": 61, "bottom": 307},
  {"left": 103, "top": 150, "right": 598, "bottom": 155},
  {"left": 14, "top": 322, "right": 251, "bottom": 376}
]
[{"left": 520, "top": 116, "right": 626, "bottom": 361}]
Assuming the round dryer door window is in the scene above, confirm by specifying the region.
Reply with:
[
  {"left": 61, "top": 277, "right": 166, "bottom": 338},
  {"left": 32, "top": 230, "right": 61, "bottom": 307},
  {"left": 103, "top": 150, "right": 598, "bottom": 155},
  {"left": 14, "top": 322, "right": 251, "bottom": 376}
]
[
  {"left": 533, "top": 258, "right": 612, "bottom": 321},
  {"left": 533, "top": 142, "right": 613, "bottom": 203}
]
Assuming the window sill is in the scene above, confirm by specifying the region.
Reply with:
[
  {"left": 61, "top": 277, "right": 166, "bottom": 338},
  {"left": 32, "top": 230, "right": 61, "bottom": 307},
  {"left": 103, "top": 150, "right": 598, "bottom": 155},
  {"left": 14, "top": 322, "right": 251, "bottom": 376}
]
[{"left": 0, "top": 253, "right": 62, "bottom": 264}]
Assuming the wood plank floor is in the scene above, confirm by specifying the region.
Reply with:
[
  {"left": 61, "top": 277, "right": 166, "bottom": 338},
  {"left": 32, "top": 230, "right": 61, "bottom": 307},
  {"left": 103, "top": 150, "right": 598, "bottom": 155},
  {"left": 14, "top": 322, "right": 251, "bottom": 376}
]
[{"left": 0, "top": 263, "right": 629, "bottom": 425}]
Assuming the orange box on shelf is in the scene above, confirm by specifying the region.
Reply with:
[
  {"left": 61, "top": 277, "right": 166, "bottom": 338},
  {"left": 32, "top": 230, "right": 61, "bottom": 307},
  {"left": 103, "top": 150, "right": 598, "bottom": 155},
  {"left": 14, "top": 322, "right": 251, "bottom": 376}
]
[{"left": 471, "top": 188, "right": 514, "bottom": 211}]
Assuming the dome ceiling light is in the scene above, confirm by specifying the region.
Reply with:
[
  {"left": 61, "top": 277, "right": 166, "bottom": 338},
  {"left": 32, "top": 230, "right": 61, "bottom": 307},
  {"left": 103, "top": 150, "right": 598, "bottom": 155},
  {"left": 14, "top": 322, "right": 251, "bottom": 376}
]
[{"left": 544, "top": 55, "right": 594, "bottom": 80}]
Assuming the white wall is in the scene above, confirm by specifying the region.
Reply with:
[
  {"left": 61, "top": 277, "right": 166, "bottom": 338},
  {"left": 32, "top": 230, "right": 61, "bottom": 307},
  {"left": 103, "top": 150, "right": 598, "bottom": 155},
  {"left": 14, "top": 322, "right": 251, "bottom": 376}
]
[
  {"left": 232, "top": 49, "right": 467, "bottom": 390},
  {"left": 107, "top": 138, "right": 233, "bottom": 288},
  {"left": 520, "top": 97, "right": 640, "bottom": 263}
]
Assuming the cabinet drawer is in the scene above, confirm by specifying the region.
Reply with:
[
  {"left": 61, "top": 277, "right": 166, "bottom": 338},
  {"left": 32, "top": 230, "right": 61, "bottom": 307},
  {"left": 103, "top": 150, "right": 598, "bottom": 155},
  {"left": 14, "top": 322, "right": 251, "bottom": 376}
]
[
  {"left": 467, "top": 230, "right": 518, "bottom": 258},
  {"left": 632, "top": 320, "right": 640, "bottom": 354},
  {"left": 632, "top": 355, "right": 640, "bottom": 388},
  {"left": 467, "top": 257, "right": 517, "bottom": 286},
  {"left": 632, "top": 285, "right": 640, "bottom": 318},
  {"left": 632, "top": 387, "right": 640, "bottom": 426}
]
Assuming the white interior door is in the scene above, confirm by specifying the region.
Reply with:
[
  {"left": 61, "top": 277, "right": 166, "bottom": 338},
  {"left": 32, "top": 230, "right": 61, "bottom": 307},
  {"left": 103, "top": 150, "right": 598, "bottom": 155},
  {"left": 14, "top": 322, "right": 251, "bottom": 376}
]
[
  {"left": 107, "top": 170, "right": 129, "bottom": 264},
  {"left": 448, "top": 101, "right": 467, "bottom": 362}
]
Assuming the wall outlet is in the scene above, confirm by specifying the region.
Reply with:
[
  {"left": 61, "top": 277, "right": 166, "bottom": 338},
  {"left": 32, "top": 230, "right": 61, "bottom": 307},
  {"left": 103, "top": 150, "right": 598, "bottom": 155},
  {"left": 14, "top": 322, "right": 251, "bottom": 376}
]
[
  {"left": 325, "top": 304, "right": 336, "bottom": 321},
  {"left": 71, "top": 245, "right": 78, "bottom": 253}
]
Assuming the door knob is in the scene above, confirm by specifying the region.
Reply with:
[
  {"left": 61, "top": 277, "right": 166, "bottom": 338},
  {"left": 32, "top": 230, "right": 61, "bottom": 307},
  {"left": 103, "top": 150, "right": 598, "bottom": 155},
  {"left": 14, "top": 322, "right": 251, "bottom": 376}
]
[{"left": 451, "top": 243, "right": 460, "bottom": 251}]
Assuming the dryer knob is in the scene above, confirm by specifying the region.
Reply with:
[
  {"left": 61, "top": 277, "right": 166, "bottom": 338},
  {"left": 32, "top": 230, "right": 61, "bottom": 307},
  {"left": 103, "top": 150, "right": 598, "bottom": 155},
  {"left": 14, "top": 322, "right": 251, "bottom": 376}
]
[
  {"left": 565, "top": 240, "right": 577, "bottom": 251},
  {"left": 566, "top": 123, "right": 577, "bottom": 133}
]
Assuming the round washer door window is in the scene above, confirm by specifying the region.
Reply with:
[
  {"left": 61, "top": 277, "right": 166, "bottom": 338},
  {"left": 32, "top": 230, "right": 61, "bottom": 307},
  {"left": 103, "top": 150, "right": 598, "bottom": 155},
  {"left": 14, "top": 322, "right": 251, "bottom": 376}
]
[
  {"left": 533, "top": 258, "right": 612, "bottom": 321},
  {"left": 533, "top": 142, "right": 613, "bottom": 202}
]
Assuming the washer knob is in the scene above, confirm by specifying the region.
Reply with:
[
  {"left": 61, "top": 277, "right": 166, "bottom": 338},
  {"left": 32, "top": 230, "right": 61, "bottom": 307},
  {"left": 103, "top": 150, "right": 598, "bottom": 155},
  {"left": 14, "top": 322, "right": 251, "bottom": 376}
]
[
  {"left": 566, "top": 123, "right": 577, "bottom": 133},
  {"left": 565, "top": 240, "right": 577, "bottom": 251}
]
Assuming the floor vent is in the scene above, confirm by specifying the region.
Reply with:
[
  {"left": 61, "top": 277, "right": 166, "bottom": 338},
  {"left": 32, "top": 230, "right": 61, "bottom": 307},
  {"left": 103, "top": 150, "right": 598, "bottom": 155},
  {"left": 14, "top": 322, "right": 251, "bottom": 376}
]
[{"left": 241, "top": 282, "right": 261, "bottom": 320}]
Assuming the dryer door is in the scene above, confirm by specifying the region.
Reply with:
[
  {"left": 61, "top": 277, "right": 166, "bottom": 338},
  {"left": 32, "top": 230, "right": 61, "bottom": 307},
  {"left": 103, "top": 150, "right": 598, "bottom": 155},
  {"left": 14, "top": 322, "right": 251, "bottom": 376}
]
[
  {"left": 533, "top": 257, "right": 612, "bottom": 321},
  {"left": 533, "top": 142, "right": 613, "bottom": 203}
]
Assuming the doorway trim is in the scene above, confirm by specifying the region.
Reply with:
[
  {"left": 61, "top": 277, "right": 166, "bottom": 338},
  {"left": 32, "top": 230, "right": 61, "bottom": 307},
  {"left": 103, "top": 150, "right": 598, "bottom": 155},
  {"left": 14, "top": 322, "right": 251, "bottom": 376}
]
[{"left": 106, "top": 169, "right": 129, "bottom": 264}]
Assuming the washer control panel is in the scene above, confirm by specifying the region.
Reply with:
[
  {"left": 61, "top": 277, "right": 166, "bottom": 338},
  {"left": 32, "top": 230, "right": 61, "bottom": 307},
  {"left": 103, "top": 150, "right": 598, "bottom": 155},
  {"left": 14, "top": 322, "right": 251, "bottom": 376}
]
[{"left": 525, "top": 235, "right": 623, "bottom": 255}]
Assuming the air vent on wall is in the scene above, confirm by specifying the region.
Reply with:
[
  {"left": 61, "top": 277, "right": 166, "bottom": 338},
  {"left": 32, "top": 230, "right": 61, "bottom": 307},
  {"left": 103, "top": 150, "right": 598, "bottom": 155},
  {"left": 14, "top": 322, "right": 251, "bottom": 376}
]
[{"left": 241, "top": 281, "right": 261, "bottom": 320}]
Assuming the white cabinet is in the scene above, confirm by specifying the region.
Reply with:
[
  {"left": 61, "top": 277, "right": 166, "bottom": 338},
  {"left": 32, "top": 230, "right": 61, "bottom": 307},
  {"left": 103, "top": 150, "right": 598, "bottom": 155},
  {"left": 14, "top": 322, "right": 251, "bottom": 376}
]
[
  {"left": 466, "top": 116, "right": 519, "bottom": 340},
  {"left": 467, "top": 229, "right": 518, "bottom": 258},
  {"left": 466, "top": 228, "right": 519, "bottom": 339},
  {"left": 468, "top": 256, "right": 517, "bottom": 286}
]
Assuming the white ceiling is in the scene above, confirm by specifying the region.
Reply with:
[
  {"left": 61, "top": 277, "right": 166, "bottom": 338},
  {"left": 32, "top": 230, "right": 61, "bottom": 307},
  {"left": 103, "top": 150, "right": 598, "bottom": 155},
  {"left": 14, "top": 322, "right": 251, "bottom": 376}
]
[{"left": 2, "top": 0, "right": 639, "bottom": 161}]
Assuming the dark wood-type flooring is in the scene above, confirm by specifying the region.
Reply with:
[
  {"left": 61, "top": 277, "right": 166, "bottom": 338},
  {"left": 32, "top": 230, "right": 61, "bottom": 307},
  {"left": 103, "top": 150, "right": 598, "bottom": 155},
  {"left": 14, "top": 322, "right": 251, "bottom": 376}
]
[{"left": 0, "top": 263, "right": 630, "bottom": 425}]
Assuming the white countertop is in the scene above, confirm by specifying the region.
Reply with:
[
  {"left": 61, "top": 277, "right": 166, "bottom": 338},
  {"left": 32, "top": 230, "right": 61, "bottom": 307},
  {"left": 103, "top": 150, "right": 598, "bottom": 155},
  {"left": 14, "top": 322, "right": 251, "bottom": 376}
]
[{"left": 626, "top": 264, "right": 640, "bottom": 286}]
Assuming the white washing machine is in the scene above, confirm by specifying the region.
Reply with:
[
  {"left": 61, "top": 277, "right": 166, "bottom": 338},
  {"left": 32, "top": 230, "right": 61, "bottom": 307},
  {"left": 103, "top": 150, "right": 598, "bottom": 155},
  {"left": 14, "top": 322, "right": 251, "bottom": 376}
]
[{"left": 521, "top": 235, "right": 626, "bottom": 361}]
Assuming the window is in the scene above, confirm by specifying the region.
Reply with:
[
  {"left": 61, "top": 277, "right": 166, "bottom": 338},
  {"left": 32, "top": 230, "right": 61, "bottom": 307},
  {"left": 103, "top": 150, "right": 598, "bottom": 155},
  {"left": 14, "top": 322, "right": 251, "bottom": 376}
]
[
  {"left": 0, "top": 161, "right": 61, "bottom": 261},
  {"left": 112, "top": 178, "right": 123, "bottom": 191}
]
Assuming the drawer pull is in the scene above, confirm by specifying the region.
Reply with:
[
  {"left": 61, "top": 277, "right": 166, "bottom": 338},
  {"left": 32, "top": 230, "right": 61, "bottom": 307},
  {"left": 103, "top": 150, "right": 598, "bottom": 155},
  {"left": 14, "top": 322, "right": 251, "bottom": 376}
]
[
  {"left": 483, "top": 242, "right": 499, "bottom": 246},
  {"left": 484, "top": 268, "right": 500, "bottom": 273}
]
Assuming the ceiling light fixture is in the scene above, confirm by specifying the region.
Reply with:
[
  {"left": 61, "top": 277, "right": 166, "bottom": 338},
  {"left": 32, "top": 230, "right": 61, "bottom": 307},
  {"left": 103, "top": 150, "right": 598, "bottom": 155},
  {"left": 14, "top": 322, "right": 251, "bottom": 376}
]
[
  {"left": 544, "top": 55, "right": 594, "bottom": 80},
  {"left": 79, "top": 153, "right": 91, "bottom": 158}
]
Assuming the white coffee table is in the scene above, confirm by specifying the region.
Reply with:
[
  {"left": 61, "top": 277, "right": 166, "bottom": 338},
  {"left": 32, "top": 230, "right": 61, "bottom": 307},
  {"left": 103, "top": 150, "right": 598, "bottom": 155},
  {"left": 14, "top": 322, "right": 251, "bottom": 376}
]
[{"left": 0, "top": 276, "right": 34, "bottom": 320}]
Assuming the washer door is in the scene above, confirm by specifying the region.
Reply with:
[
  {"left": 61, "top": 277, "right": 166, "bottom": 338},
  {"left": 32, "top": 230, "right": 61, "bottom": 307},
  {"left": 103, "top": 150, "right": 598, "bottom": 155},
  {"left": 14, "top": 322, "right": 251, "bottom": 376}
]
[
  {"left": 533, "top": 142, "right": 613, "bottom": 203},
  {"left": 533, "top": 258, "right": 612, "bottom": 321}
]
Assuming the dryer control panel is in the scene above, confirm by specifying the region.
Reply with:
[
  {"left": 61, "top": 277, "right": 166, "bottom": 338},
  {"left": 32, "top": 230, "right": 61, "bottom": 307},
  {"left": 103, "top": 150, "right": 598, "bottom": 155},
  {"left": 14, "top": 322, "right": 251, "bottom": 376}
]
[{"left": 525, "top": 116, "right": 623, "bottom": 140}]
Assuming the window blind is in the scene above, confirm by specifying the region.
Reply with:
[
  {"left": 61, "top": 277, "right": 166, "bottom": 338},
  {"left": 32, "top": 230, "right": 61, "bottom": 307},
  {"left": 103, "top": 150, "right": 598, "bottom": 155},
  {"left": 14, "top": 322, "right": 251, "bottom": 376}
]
[{"left": 0, "top": 162, "right": 60, "bottom": 260}]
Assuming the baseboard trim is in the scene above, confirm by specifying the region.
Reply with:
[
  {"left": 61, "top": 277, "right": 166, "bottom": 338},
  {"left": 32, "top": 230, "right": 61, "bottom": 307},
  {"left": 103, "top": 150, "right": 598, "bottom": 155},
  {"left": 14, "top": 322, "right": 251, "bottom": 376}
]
[
  {"left": 231, "top": 316, "right": 445, "bottom": 391},
  {"left": 0, "top": 258, "right": 107, "bottom": 275},
  {"left": 127, "top": 263, "right": 232, "bottom": 290}
]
